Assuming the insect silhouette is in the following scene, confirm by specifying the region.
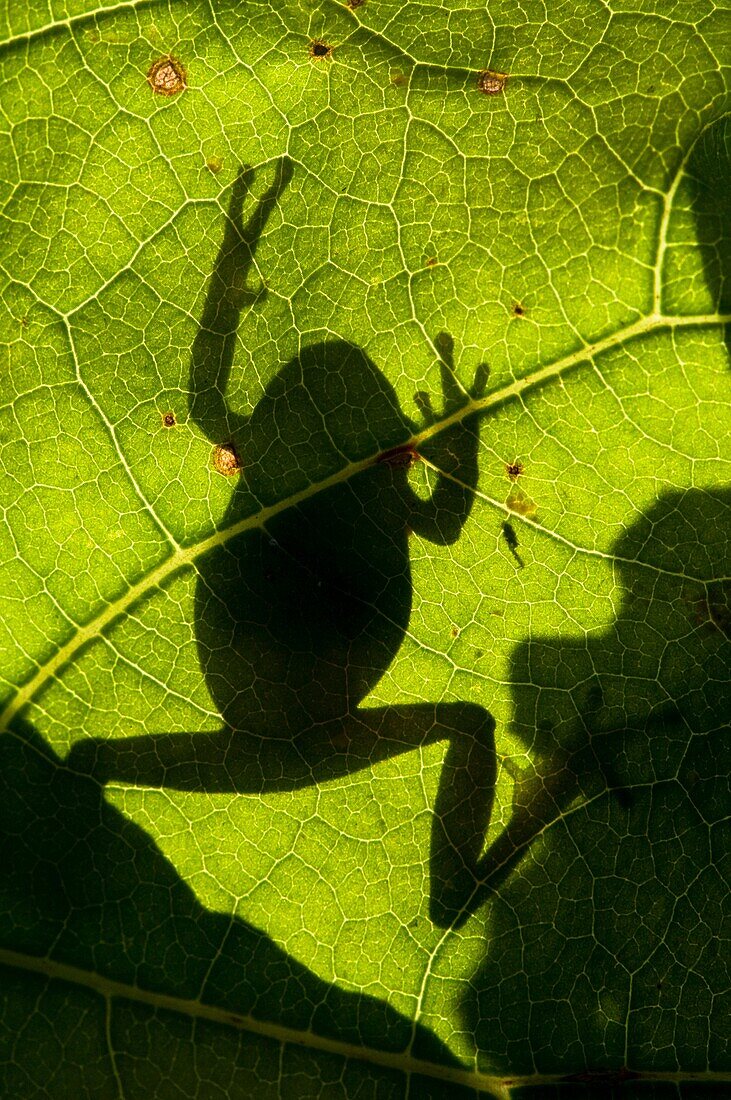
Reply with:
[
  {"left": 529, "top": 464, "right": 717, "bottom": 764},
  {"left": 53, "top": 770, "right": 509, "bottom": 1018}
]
[{"left": 70, "top": 160, "right": 496, "bottom": 928}]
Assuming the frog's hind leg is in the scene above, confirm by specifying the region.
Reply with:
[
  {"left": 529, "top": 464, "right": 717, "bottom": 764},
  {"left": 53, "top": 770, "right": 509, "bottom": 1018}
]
[
  {"left": 308, "top": 700, "right": 496, "bottom": 929},
  {"left": 66, "top": 727, "right": 268, "bottom": 792},
  {"left": 427, "top": 702, "right": 496, "bottom": 928},
  {"left": 66, "top": 698, "right": 496, "bottom": 933}
]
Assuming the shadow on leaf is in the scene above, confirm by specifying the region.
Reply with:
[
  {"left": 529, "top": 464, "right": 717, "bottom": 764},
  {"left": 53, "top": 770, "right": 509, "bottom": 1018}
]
[
  {"left": 687, "top": 113, "right": 731, "bottom": 319},
  {"left": 67, "top": 160, "right": 497, "bottom": 931},
  {"left": 461, "top": 486, "right": 730, "bottom": 1071},
  {"left": 2, "top": 716, "right": 475, "bottom": 1082}
]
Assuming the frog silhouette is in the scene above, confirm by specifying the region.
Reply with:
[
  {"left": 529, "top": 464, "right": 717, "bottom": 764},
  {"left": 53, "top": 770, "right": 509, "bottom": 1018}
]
[
  {"left": 470, "top": 486, "right": 731, "bottom": 902},
  {"left": 69, "top": 160, "right": 496, "bottom": 929}
]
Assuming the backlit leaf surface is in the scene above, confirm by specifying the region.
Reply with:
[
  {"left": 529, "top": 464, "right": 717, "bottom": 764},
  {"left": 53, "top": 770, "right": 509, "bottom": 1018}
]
[{"left": 1, "top": 1, "right": 729, "bottom": 1096}]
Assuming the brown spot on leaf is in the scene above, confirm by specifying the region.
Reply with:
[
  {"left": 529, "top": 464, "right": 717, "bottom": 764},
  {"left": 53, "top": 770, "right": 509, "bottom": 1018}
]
[
  {"left": 478, "top": 69, "right": 508, "bottom": 96},
  {"left": 212, "top": 442, "right": 242, "bottom": 476},
  {"left": 390, "top": 70, "right": 408, "bottom": 87},
  {"left": 511, "top": 302, "right": 525, "bottom": 317},
  {"left": 309, "top": 40, "right": 333, "bottom": 60},
  {"left": 451, "top": 626, "right": 459, "bottom": 638},
  {"left": 425, "top": 256, "right": 437, "bottom": 267},
  {"left": 147, "top": 56, "right": 187, "bottom": 96},
  {"left": 161, "top": 411, "right": 176, "bottom": 428},
  {"left": 347, "top": 0, "right": 365, "bottom": 8},
  {"left": 206, "top": 155, "right": 224, "bottom": 174},
  {"left": 506, "top": 460, "right": 524, "bottom": 480},
  {"left": 376, "top": 443, "right": 421, "bottom": 469},
  {"left": 506, "top": 485, "right": 537, "bottom": 518}
]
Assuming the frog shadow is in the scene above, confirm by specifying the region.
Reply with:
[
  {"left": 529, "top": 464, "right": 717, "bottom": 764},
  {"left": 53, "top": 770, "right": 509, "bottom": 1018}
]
[
  {"left": 69, "top": 160, "right": 496, "bottom": 930},
  {"left": 468, "top": 485, "right": 731, "bottom": 904}
]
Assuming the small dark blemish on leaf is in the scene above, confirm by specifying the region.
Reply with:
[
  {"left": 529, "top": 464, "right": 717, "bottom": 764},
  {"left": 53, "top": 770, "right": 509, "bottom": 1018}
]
[
  {"left": 477, "top": 70, "right": 507, "bottom": 96},
  {"left": 212, "top": 442, "right": 242, "bottom": 476},
  {"left": 206, "top": 156, "right": 224, "bottom": 174},
  {"left": 162, "top": 411, "right": 176, "bottom": 428},
  {"left": 451, "top": 626, "right": 459, "bottom": 638},
  {"left": 425, "top": 256, "right": 437, "bottom": 267},
  {"left": 506, "top": 460, "right": 524, "bottom": 480},
  {"left": 502, "top": 521, "right": 519, "bottom": 550},
  {"left": 347, "top": 0, "right": 365, "bottom": 8},
  {"left": 147, "top": 56, "right": 187, "bottom": 96},
  {"left": 511, "top": 302, "right": 525, "bottom": 317},
  {"left": 376, "top": 443, "right": 421, "bottom": 469},
  {"left": 309, "top": 40, "right": 333, "bottom": 60},
  {"left": 502, "top": 521, "right": 524, "bottom": 569},
  {"left": 390, "top": 70, "right": 408, "bottom": 87}
]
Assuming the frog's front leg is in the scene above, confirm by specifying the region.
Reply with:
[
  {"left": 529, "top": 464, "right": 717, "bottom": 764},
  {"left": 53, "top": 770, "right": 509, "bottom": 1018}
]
[
  {"left": 406, "top": 333, "right": 488, "bottom": 545},
  {"left": 189, "top": 157, "right": 293, "bottom": 444}
]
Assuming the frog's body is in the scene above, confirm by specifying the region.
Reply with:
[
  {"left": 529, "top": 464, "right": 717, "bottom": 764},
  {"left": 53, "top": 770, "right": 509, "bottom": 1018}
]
[
  {"left": 200, "top": 340, "right": 438, "bottom": 739},
  {"left": 205, "top": 467, "right": 411, "bottom": 737}
]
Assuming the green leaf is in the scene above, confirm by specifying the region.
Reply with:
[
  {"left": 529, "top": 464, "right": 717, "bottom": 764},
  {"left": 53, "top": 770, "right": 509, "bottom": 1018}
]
[{"left": 1, "top": 2, "right": 729, "bottom": 1097}]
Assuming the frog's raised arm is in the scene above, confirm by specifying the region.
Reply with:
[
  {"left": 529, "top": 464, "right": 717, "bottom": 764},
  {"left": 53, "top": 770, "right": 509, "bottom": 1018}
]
[
  {"left": 406, "top": 334, "right": 487, "bottom": 545},
  {"left": 188, "top": 157, "right": 294, "bottom": 441}
]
